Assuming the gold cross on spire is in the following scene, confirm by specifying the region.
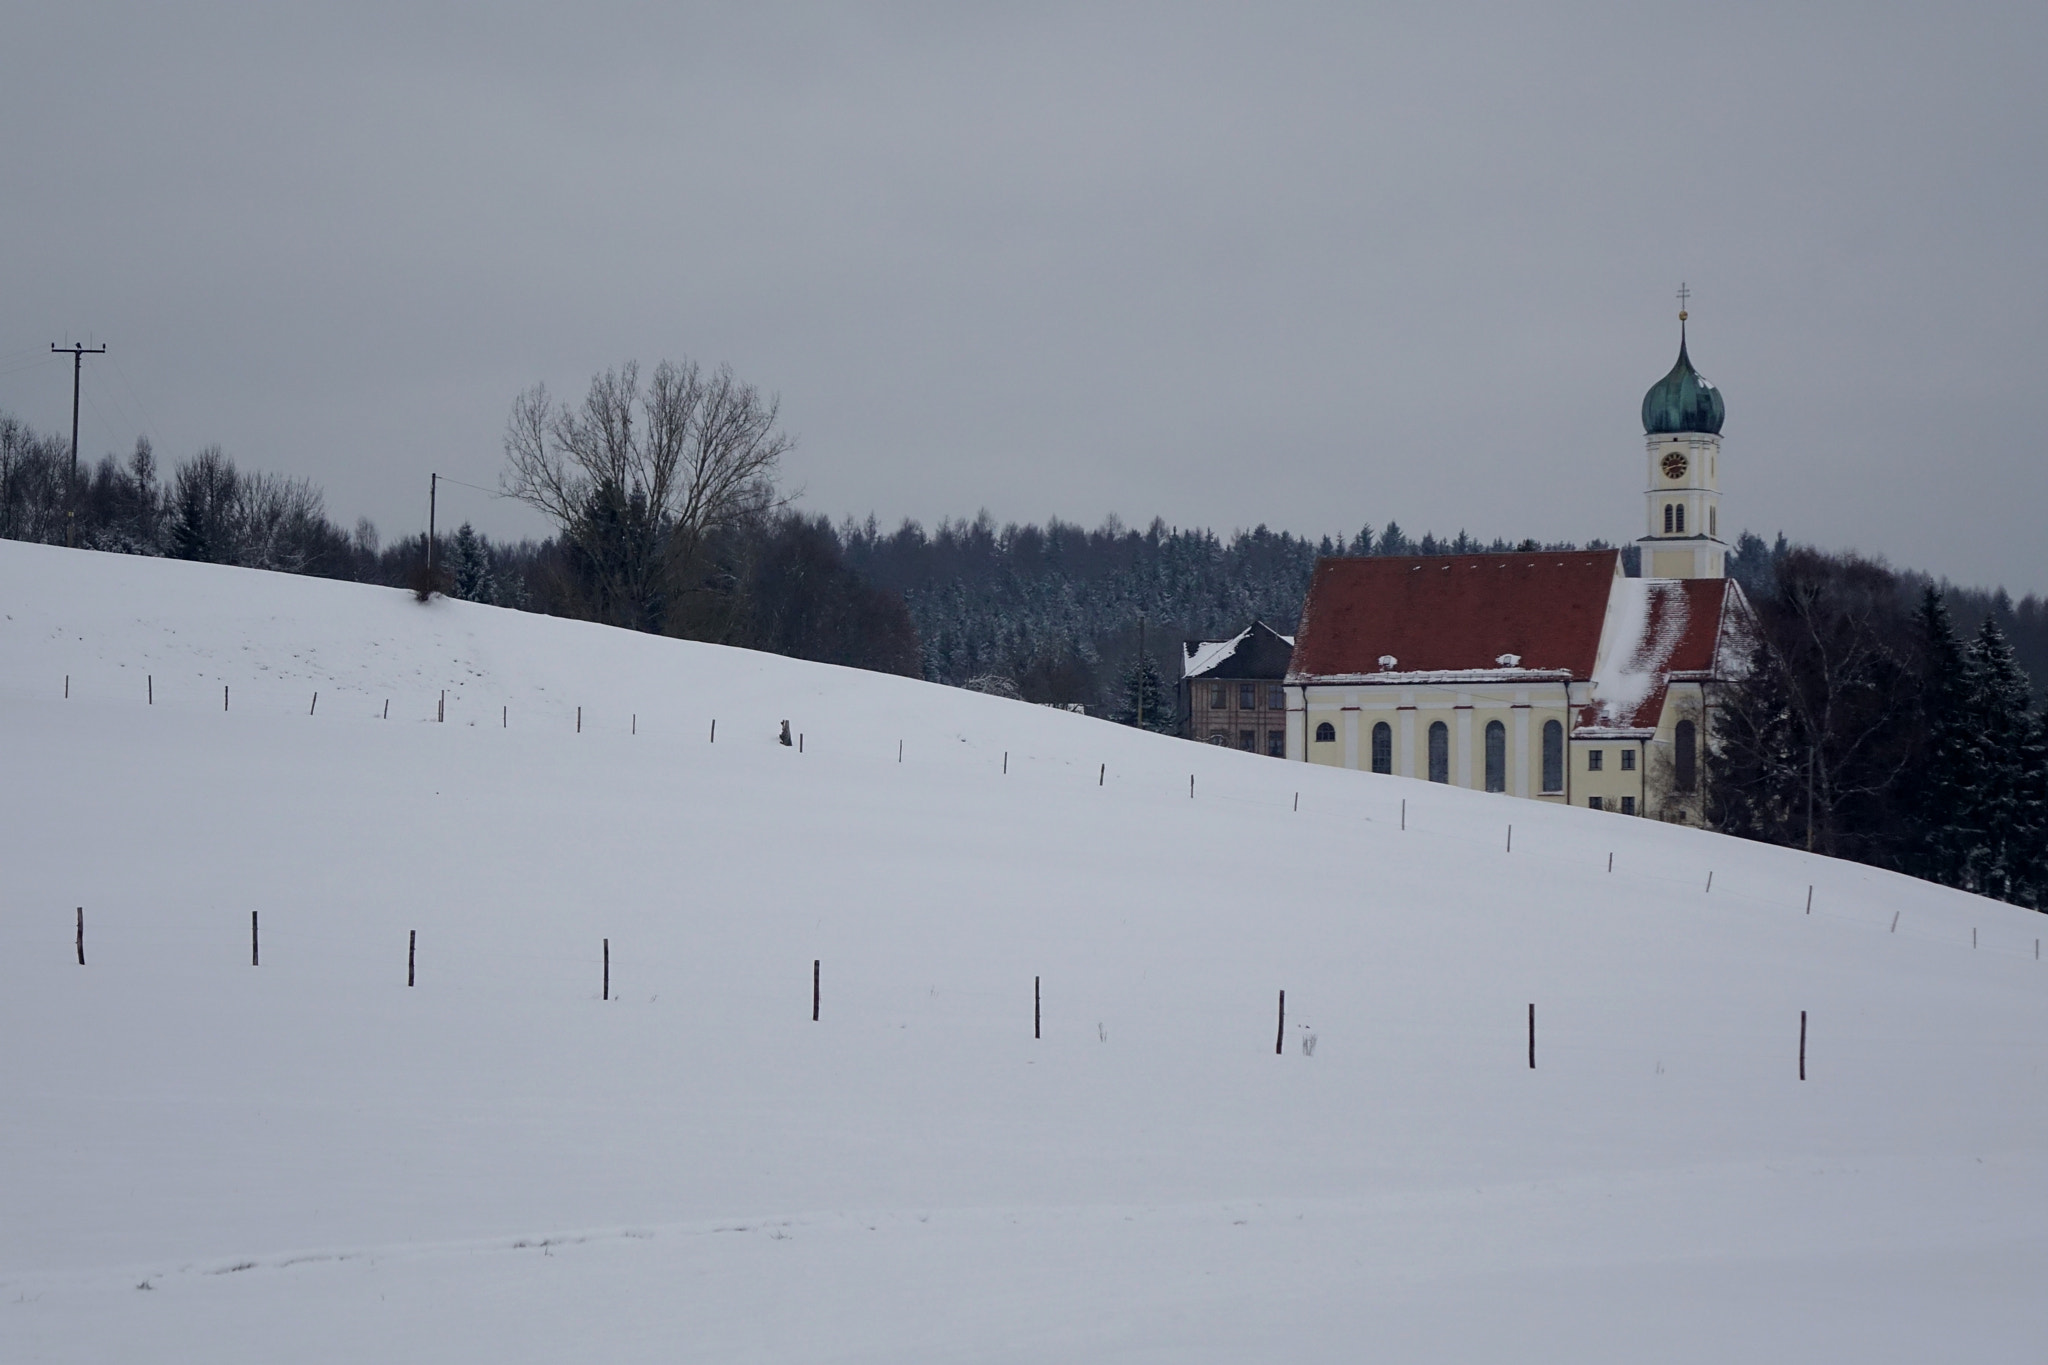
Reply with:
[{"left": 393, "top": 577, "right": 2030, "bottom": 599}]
[{"left": 1676, "top": 281, "right": 1690, "bottom": 322}]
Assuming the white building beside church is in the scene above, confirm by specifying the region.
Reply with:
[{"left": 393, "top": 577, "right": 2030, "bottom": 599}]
[{"left": 1282, "top": 315, "right": 1753, "bottom": 823}]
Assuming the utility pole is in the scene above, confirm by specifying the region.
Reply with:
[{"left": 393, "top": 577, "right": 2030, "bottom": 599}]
[
  {"left": 50, "top": 342, "right": 106, "bottom": 547},
  {"left": 426, "top": 472, "right": 438, "bottom": 577}
]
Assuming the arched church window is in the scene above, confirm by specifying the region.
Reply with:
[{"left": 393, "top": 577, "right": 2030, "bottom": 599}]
[
  {"left": 1663, "top": 504, "right": 1675, "bottom": 534},
  {"left": 1371, "top": 721, "right": 1392, "bottom": 774},
  {"left": 1674, "top": 504, "right": 1685, "bottom": 533},
  {"left": 1314, "top": 721, "right": 1336, "bottom": 743},
  {"left": 1427, "top": 721, "right": 1449, "bottom": 783},
  {"left": 1483, "top": 719, "right": 1506, "bottom": 793},
  {"left": 1674, "top": 719, "right": 1698, "bottom": 793},
  {"left": 1541, "top": 719, "right": 1564, "bottom": 793}
]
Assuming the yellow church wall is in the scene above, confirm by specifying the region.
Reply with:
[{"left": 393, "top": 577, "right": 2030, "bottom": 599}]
[
  {"left": 1296, "top": 681, "right": 1572, "bottom": 801},
  {"left": 1571, "top": 737, "right": 1646, "bottom": 814},
  {"left": 1642, "top": 680, "right": 1709, "bottom": 825}
]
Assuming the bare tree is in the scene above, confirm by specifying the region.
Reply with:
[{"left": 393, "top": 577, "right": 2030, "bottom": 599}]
[{"left": 501, "top": 359, "right": 791, "bottom": 632}]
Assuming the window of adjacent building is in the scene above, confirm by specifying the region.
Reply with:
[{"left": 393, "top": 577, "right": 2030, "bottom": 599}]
[
  {"left": 1267, "top": 686, "right": 1285, "bottom": 710},
  {"left": 1674, "top": 719, "right": 1698, "bottom": 792},
  {"left": 1541, "top": 719, "right": 1564, "bottom": 793},
  {"left": 1209, "top": 683, "right": 1225, "bottom": 708},
  {"left": 1315, "top": 721, "right": 1336, "bottom": 743},
  {"left": 1266, "top": 730, "right": 1285, "bottom": 758},
  {"left": 1427, "top": 721, "right": 1449, "bottom": 783},
  {"left": 1587, "top": 749, "right": 1604, "bottom": 772},
  {"left": 1620, "top": 749, "right": 1636, "bottom": 772},
  {"left": 1239, "top": 683, "right": 1257, "bottom": 709},
  {"left": 1483, "top": 719, "right": 1507, "bottom": 793},
  {"left": 1371, "top": 721, "right": 1393, "bottom": 774},
  {"left": 1620, "top": 796, "right": 1636, "bottom": 815},
  {"left": 1208, "top": 732, "right": 1227, "bottom": 745},
  {"left": 1238, "top": 730, "right": 1254, "bottom": 751},
  {"left": 1588, "top": 796, "right": 1603, "bottom": 810}
]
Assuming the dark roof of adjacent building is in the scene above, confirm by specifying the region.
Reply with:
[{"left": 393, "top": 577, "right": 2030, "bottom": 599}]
[
  {"left": 1182, "top": 620, "right": 1295, "bottom": 680},
  {"left": 1288, "top": 551, "right": 1621, "bottom": 683},
  {"left": 1641, "top": 330, "right": 1726, "bottom": 435}
]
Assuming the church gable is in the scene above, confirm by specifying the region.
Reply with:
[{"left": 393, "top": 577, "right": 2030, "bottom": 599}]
[
  {"left": 1288, "top": 550, "right": 1621, "bottom": 682},
  {"left": 1580, "top": 577, "right": 1751, "bottom": 733}
]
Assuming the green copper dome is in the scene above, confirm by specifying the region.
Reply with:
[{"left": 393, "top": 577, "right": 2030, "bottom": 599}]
[{"left": 1641, "top": 330, "right": 1725, "bottom": 435}]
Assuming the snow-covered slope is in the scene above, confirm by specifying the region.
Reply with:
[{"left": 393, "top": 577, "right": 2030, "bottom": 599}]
[{"left": 2, "top": 538, "right": 2044, "bottom": 1363}]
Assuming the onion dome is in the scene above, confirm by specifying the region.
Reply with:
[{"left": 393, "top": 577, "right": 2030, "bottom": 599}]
[{"left": 1641, "top": 328, "right": 1725, "bottom": 435}]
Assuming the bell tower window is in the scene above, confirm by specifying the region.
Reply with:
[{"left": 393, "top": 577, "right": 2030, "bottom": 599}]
[{"left": 1673, "top": 504, "right": 1685, "bottom": 534}]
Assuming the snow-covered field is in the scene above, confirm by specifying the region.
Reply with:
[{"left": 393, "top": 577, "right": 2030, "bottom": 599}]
[{"left": 3, "top": 538, "right": 2045, "bottom": 1362}]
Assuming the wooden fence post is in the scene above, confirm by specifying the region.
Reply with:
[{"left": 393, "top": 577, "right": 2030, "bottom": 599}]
[
  {"left": 1275, "top": 990, "right": 1285, "bottom": 1055},
  {"left": 309, "top": 692, "right": 318, "bottom": 715},
  {"left": 603, "top": 938, "right": 609, "bottom": 1000},
  {"left": 251, "top": 911, "right": 259, "bottom": 966},
  {"left": 147, "top": 675, "right": 152, "bottom": 704},
  {"left": 1799, "top": 1010, "right": 1807, "bottom": 1081},
  {"left": 1528, "top": 1003, "right": 1536, "bottom": 1069},
  {"left": 76, "top": 907, "right": 84, "bottom": 965},
  {"left": 1805, "top": 885, "right": 1812, "bottom": 914},
  {"left": 1507, "top": 824, "right": 1513, "bottom": 853},
  {"left": 1034, "top": 975, "right": 1041, "bottom": 1039},
  {"left": 408, "top": 929, "right": 416, "bottom": 987},
  {"left": 1099, "top": 763, "right": 1105, "bottom": 787},
  {"left": 813, "top": 959, "right": 820, "bottom": 1021}
]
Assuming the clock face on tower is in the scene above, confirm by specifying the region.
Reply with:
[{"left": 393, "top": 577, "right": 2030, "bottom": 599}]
[{"left": 1661, "top": 450, "right": 1689, "bottom": 481}]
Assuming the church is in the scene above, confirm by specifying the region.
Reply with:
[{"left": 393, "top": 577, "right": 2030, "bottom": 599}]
[{"left": 1280, "top": 309, "right": 1753, "bottom": 823}]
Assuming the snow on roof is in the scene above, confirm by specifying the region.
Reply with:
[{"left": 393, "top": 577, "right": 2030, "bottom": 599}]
[
  {"left": 1580, "top": 577, "right": 1746, "bottom": 730},
  {"left": 1182, "top": 621, "right": 1295, "bottom": 680},
  {"left": 1181, "top": 626, "right": 1252, "bottom": 680}
]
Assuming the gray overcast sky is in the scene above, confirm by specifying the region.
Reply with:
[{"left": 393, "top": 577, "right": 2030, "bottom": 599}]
[{"left": 5, "top": 4, "right": 2045, "bottom": 592}]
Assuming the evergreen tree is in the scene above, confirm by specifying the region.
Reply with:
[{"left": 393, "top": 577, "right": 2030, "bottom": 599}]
[
  {"left": 1959, "top": 617, "right": 2044, "bottom": 905},
  {"left": 1112, "top": 653, "right": 1175, "bottom": 733},
  {"left": 452, "top": 522, "right": 495, "bottom": 603},
  {"left": 1906, "top": 588, "right": 1975, "bottom": 888}
]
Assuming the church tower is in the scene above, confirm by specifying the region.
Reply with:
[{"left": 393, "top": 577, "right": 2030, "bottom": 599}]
[{"left": 1636, "top": 293, "right": 1726, "bottom": 579}]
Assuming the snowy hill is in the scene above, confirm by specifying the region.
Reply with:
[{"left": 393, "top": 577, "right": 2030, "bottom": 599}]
[{"left": 2, "top": 538, "right": 2045, "bottom": 1363}]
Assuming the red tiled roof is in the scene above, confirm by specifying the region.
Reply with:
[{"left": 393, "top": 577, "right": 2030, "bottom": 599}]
[{"left": 1288, "top": 551, "right": 1621, "bottom": 681}]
